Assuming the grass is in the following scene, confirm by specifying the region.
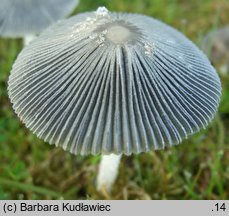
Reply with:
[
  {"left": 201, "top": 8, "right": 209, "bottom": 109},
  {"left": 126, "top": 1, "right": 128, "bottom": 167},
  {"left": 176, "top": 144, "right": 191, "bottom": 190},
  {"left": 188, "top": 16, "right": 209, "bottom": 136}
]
[{"left": 0, "top": 0, "right": 229, "bottom": 200}]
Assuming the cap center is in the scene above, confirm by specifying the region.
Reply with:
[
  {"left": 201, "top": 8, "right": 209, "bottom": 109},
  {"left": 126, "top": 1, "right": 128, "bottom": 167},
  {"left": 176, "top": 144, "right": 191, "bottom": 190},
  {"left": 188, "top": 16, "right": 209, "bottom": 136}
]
[{"left": 106, "top": 25, "right": 131, "bottom": 44}]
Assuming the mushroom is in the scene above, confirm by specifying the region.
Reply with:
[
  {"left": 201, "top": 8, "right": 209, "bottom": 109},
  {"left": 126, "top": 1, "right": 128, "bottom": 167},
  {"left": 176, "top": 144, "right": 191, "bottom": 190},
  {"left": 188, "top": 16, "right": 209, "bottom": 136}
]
[
  {"left": 8, "top": 7, "right": 221, "bottom": 194},
  {"left": 0, "top": 0, "right": 79, "bottom": 45},
  {"left": 201, "top": 26, "right": 229, "bottom": 76}
]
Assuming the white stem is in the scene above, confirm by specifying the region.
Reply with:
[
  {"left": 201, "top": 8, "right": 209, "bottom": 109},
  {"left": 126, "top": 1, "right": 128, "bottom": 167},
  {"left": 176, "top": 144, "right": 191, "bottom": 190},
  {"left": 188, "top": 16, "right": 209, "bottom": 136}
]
[
  {"left": 23, "top": 34, "right": 37, "bottom": 46},
  {"left": 97, "top": 154, "right": 122, "bottom": 193}
]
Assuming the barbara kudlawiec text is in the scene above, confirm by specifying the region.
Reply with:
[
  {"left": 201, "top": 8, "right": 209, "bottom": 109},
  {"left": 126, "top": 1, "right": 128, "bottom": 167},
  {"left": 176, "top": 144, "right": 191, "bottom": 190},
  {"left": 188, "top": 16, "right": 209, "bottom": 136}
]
[{"left": 19, "top": 202, "right": 111, "bottom": 212}]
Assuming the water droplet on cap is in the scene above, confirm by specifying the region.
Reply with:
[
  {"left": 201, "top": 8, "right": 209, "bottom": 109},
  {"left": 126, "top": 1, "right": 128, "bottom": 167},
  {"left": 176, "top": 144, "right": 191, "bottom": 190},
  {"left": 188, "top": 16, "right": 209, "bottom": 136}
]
[
  {"left": 95, "top": 7, "right": 109, "bottom": 17},
  {"left": 144, "top": 42, "right": 156, "bottom": 57}
]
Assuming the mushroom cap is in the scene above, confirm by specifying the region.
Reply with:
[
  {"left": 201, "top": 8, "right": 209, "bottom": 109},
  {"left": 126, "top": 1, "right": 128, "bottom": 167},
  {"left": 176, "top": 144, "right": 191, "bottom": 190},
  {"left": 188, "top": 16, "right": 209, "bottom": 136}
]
[
  {"left": 8, "top": 7, "right": 222, "bottom": 155},
  {"left": 201, "top": 26, "right": 229, "bottom": 70},
  {"left": 0, "top": 0, "right": 79, "bottom": 37}
]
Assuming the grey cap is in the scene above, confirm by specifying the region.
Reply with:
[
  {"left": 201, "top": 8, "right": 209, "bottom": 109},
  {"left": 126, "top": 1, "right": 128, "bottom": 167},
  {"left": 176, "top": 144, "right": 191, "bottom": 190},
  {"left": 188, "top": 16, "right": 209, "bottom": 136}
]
[
  {"left": 0, "top": 0, "right": 79, "bottom": 37},
  {"left": 201, "top": 26, "right": 229, "bottom": 71},
  {"left": 8, "top": 7, "right": 222, "bottom": 155}
]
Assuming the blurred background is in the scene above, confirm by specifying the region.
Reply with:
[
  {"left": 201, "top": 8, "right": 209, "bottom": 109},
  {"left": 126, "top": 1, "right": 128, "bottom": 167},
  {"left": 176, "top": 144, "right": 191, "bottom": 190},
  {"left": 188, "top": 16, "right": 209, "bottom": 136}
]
[{"left": 0, "top": 0, "right": 229, "bottom": 200}]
